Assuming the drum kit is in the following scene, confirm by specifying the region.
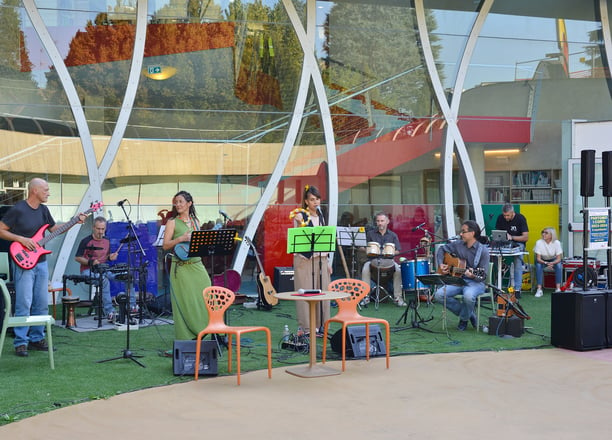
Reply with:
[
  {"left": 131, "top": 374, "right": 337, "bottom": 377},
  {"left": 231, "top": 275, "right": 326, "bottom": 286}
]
[
  {"left": 367, "top": 241, "right": 397, "bottom": 309},
  {"left": 62, "top": 262, "right": 137, "bottom": 328}
]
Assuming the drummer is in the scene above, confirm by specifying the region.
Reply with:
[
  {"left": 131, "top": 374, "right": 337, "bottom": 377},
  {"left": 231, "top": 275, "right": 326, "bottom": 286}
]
[
  {"left": 74, "top": 216, "right": 120, "bottom": 323},
  {"left": 361, "top": 212, "right": 405, "bottom": 306}
]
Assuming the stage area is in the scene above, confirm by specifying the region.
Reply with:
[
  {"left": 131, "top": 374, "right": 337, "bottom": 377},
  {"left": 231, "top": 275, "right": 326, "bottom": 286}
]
[{"left": 2, "top": 348, "right": 612, "bottom": 439}]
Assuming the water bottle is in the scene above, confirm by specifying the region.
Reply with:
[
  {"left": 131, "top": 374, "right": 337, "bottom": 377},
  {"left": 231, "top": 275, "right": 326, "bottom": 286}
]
[{"left": 283, "top": 324, "right": 290, "bottom": 341}]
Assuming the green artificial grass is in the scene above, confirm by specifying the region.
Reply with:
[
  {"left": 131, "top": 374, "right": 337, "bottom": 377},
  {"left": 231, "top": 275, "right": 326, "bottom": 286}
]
[{"left": 0, "top": 287, "right": 553, "bottom": 425}]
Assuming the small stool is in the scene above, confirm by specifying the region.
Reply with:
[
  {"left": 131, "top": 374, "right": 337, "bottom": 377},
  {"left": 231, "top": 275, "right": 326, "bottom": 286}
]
[{"left": 62, "top": 296, "right": 80, "bottom": 328}]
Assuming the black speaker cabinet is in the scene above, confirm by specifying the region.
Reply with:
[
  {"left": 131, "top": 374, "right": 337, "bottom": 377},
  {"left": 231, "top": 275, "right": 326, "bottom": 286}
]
[
  {"left": 580, "top": 149, "right": 596, "bottom": 197},
  {"left": 331, "top": 324, "right": 386, "bottom": 358},
  {"left": 172, "top": 340, "right": 218, "bottom": 376},
  {"left": 607, "top": 291, "right": 612, "bottom": 347},
  {"left": 603, "top": 151, "right": 612, "bottom": 197},
  {"left": 273, "top": 267, "right": 294, "bottom": 292},
  {"left": 551, "top": 290, "right": 606, "bottom": 351}
]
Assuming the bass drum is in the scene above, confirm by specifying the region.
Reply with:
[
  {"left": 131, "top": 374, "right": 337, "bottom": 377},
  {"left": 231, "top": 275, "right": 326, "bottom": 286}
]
[{"left": 400, "top": 258, "right": 431, "bottom": 291}]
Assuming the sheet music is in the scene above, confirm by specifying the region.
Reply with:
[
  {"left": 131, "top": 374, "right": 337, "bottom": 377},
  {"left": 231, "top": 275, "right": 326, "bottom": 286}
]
[
  {"left": 336, "top": 226, "right": 367, "bottom": 247},
  {"left": 153, "top": 225, "right": 165, "bottom": 247}
]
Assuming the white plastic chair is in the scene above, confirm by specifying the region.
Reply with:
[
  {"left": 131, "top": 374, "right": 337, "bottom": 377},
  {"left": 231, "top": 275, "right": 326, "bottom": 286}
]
[{"left": 0, "top": 279, "right": 55, "bottom": 369}]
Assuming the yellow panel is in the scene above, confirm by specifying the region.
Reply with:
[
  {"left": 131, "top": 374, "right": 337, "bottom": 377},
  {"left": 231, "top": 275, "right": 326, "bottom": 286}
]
[{"left": 518, "top": 204, "right": 560, "bottom": 260}]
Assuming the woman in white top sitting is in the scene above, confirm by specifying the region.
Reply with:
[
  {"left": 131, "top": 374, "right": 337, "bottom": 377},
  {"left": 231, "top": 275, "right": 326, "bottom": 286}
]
[{"left": 533, "top": 227, "right": 563, "bottom": 297}]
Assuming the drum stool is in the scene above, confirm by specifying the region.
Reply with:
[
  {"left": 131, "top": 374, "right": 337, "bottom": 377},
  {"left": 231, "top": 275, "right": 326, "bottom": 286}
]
[{"left": 62, "top": 296, "right": 80, "bottom": 328}]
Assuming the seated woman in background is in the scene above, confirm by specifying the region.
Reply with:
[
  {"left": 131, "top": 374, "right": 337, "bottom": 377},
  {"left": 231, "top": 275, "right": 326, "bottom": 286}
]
[{"left": 533, "top": 227, "right": 563, "bottom": 297}]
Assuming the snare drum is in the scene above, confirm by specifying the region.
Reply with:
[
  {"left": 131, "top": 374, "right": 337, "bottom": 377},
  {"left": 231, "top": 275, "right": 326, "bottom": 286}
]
[
  {"left": 367, "top": 242, "right": 381, "bottom": 257},
  {"left": 382, "top": 243, "right": 396, "bottom": 258},
  {"left": 401, "top": 258, "right": 431, "bottom": 291}
]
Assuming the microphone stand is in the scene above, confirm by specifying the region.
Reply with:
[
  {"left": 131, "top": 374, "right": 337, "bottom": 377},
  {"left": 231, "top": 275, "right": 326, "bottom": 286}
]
[{"left": 98, "top": 201, "right": 146, "bottom": 368}]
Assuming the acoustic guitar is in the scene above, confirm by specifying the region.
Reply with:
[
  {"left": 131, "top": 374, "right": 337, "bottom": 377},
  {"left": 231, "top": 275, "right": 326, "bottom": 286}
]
[
  {"left": 437, "top": 251, "right": 486, "bottom": 282},
  {"left": 244, "top": 236, "right": 278, "bottom": 308},
  {"left": 10, "top": 202, "right": 104, "bottom": 270}
]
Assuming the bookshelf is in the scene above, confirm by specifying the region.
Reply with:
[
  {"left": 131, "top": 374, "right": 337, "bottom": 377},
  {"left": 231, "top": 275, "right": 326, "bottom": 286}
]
[{"left": 484, "top": 169, "right": 561, "bottom": 204}]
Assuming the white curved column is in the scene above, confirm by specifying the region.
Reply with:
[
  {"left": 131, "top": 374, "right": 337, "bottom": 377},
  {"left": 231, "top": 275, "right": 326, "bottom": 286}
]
[
  {"left": 601, "top": 0, "right": 612, "bottom": 78},
  {"left": 24, "top": 0, "right": 148, "bottom": 283},
  {"left": 23, "top": 0, "right": 102, "bottom": 282},
  {"left": 233, "top": 0, "right": 338, "bottom": 273},
  {"left": 99, "top": 0, "right": 148, "bottom": 178},
  {"left": 414, "top": 0, "right": 490, "bottom": 235}
]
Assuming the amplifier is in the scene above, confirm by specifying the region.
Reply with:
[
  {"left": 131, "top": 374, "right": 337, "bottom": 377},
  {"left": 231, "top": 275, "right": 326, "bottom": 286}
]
[
  {"left": 274, "top": 267, "right": 294, "bottom": 292},
  {"left": 488, "top": 315, "right": 524, "bottom": 337}
]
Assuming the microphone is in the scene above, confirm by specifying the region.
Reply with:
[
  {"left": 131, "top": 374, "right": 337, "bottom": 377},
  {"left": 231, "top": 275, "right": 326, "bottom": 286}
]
[
  {"left": 117, "top": 199, "right": 127, "bottom": 206},
  {"left": 219, "top": 210, "right": 232, "bottom": 222},
  {"left": 316, "top": 206, "right": 325, "bottom": 225},
  {"left": 412, "top": 222, "right": 425, "bottom": 232},
  {"left": 448, "top": 235, "right": 460, "bottom": 241}
]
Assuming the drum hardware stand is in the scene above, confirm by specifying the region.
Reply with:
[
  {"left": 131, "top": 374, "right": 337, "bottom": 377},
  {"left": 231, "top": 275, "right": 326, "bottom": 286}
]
[
  {"left": 396, "top": 241, "right": 433, "bottom": 330},
  {"left": 371, "top": 256, "right": 392, "bottom": 310},
  {"left": 98, "top": 202, "right": 146, "bottom": 368},
  {"left": 396, "top": 289, "right": 434, "bottom": 331},
  {"left": 90, "top": 264, "right": 106, "bottom": 328}
]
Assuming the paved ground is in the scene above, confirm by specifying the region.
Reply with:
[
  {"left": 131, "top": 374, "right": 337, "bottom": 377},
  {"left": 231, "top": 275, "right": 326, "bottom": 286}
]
[{"left": 3, "top": 347, "right": 612, "bottom": 439}]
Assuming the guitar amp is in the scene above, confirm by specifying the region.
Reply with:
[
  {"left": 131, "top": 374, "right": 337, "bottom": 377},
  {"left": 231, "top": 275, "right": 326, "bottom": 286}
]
[{"left": 274, "top": 267, "right": 294, "bottom": 293}]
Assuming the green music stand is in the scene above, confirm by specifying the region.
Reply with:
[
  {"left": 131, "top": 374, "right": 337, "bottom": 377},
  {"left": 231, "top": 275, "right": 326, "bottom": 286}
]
[{"left": 287, "top": 226, "right": 336, "bottom": 288}]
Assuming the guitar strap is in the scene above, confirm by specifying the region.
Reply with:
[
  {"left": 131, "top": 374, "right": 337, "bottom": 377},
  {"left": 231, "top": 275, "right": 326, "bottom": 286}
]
[{"left": 473, "top": 242, "right": 483, "bottom": 269}]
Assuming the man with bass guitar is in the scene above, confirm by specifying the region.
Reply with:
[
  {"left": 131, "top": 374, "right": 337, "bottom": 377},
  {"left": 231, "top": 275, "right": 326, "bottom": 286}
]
[
  {"left": 434, "top": 220, "right": 489, "bottom": 331},
  {"left": 0, "top": 178, "right": 89, "bottom": 357}
]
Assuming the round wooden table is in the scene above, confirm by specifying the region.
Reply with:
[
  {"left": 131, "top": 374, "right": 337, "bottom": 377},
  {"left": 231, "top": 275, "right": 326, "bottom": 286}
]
[{"left": 275, "top": 291, "right": 349, "bottom": 378}]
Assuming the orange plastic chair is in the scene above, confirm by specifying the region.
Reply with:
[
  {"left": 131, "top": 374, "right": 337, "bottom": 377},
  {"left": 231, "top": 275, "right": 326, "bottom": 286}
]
[
  {"left": 195, "top": 286, "right": 272, "bottom": 385},
  {"left": 322, "top": 278, "right": 390, "bottom": 371}
]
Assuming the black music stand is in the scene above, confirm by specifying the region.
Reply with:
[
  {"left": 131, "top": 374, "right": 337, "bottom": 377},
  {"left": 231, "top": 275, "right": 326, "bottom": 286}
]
[
  {"left": 416, "top": 274, "right": 466, "bottom": 331},
  {"left": 188, "top": 228, "right": 237, "bottom": 350},
  {"left": 188, "top": 228, "right": 237, "bottom": 271}
]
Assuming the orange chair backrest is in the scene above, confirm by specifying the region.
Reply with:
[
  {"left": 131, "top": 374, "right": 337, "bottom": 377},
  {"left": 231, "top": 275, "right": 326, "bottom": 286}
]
[
  {"left": 203, "top": 285, "right": 234, "bottom": 325},
  {"left": 327, "top": 278, "right": 370, "bottom": 312}
]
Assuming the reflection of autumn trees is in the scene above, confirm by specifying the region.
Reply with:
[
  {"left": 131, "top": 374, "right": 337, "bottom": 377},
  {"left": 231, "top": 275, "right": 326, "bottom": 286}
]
[
  {"left": 324, "top": 2, "right": 442, "bottom": 137},
  {"left": 40, "top": 3, "right": 305, "bottom": 140},
  {"left": 0, "top": 0, "right": 36, "bottom": 103}
]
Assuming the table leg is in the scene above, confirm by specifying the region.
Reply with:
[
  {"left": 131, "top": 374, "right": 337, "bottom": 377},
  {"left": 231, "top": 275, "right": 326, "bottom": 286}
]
[{"left": 285, "top": 300, "right": 342, "bottom": 378}]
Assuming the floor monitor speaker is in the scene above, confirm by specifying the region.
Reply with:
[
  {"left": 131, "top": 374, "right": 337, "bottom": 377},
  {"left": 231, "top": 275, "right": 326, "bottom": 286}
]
[
  {"left": 172, "top": 340, "right": 218, "bottom": 376},
  {"left": 551, "top": 290, "right": 606, "bottom": 351},
  {"left": 331, "top": 324, "right": 386, "bottom": 358}
]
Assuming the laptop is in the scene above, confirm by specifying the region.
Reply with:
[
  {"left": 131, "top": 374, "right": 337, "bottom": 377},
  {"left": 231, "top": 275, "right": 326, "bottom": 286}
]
[{"left": 491, "top": 230, "right": 507, "bottom": 242}]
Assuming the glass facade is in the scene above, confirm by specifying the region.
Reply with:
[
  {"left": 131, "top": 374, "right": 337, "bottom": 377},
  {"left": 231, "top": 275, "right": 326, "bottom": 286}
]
[{"left": 0, "top": 0, "right": 611, "bottom": 287}]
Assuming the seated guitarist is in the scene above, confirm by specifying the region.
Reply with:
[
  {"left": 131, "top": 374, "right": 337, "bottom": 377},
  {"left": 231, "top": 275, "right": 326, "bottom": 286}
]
[
  {"left": 434, "top": 220, "right": 490, "bottom": 331},
  {"left": 0, "top": 178, "right": 87, "bottom": 357}
]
